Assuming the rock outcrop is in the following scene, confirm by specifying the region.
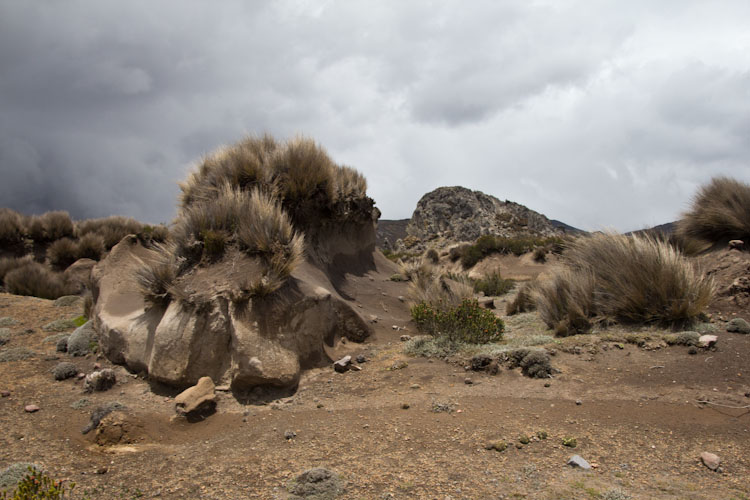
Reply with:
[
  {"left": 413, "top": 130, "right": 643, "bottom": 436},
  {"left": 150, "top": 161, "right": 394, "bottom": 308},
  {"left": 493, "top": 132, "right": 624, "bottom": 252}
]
[{"left": 406, "top": 186, "right": 564, "bottom": 245}]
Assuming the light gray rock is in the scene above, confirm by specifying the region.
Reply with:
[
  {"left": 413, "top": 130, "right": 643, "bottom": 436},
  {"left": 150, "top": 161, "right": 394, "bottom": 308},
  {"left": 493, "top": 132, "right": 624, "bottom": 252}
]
[
  {"left": 728, "top": 239, "right": 744, "bottom": 250},
  {"left": 333, "top": 356, "right": 352, "bottom": 373},
  {"left": 726, "top": 318, "right": 750, "bottom": 334},
  {"left": 567, "top": 455, "right": 591, "bottom": 470},
  {"left": 700, "top": 451, "right": 720, "bottom": 471},
  {"left": 698, "top": 334, "right": 718, "bottom": 348},
  {"left": 67, "top": 321, "right": 96, "bottom": 356},
  {"left": 53, "top": 295, "right": 82, "bottom": 307}
]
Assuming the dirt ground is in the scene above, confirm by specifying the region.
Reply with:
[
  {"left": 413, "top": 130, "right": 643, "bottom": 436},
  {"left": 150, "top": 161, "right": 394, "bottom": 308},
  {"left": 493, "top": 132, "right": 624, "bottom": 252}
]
[{"left": 1, "top": 250, "right": 749, "bottom": 499}]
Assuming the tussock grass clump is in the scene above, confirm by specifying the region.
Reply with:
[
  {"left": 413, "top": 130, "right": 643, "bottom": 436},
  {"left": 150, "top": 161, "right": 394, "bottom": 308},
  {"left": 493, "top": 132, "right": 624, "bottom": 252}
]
[
  {"left": 535, "top": 233, "right": 714, "bottom": 334},
  {"left": 678, "top": 177, "right": 750, "bottom": 244},
  {"left": 473, "top": 271, "right": 514, "bottom": 296},
  {"left": 4, "top": 261, "right": 75, "bottom": 300},
  {"left": 75, "top": 233, "right": 106, "bottom": 261},
  {"left": 37, "top": 211, "right": 74, "bottom": 241},
  {"left": 76, "top": 216, "right": 144, "bottom": 249},
  {"left": 46, "top": 238, "right": 79, "bottom": 270},
  {"left": 0, "top": 255, "right": 34, "bottom": 285},
  {"left": 134, "top": 243, "right": 181, "bottom": 307},
  {"left": 0, "top": 209, "right": 25, "bottom": 245},
  {"left": 506, "top": 282, "right": 537, "bottom": 315}
]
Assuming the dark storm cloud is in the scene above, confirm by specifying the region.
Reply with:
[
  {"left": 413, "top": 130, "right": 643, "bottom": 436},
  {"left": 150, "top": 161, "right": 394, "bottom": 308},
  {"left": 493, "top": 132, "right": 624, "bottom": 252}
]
[{"left": 1, "top": 0, "right": 749, "bottom": 231}]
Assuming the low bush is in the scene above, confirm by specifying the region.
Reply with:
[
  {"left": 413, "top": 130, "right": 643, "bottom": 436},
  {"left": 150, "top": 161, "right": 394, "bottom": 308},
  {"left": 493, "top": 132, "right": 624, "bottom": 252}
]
[
  {"left": 75, "top": 233, "right": 105, "bottom": 261},
  {"left": 533, "top": 246, "right": 547, "bottom": 263},
  {"left": 678, "top": 176, "right": 750, "bottom": 244},
  {"left": 448, "top": 244, "right": 471, "bottom": 262},
  {"left": 535, "top": 233, "right": 714, "bottom": 334},
  {"left": 460, "top": 235, "right": 565, "bottom": 268},
  {"left": 4, "top": 262, "right": 76, "bottom": 300},
  {"left": 411, "top": 298, "right": 504, "bottom": 344},
  {"left": 473, "top": 271, "right": 514, "bottom": 296},
  {"left": 76, "top": 216, "right": 143, "bottom": 249},
  {"left": 39, "top": 211, "right": 74, "bottom": 241},
  {"left": 0, "top": 256, "right": 34, "bottom": 285},
  {"left": 0, "top": 465, "right": 77, "bottom": 499},
  {"left": 425, "top": 248, "right": 439, "bottom": 264},
  {"left": 46, "top": 238, "right": 79, "bottom": 270}
]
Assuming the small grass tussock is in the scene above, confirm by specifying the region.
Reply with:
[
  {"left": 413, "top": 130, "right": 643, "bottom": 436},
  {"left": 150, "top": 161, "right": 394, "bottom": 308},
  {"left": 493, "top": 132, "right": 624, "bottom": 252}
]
[
  {"left": 473, "top": 271, "right": 514, "bottom": 296},
  {"left": 0, "top": 209, "right": 25, "bottom": 245},
  {"left": 46, "top": 238, "right": 79, "bottom": 270},
  {"left": 425, "top": 248, "right": 439, "bottom": 264},
  {"left": 535, "top": 233, "right": 713, "bottom": 334},
  {"left": 678, "top": 176, "right": 750, "bottom": 244},
  {"left": 4, "top": 262, "right": 75, "bottom": 300},
  {"left": 459, "top": 234, "right": 566, "bottom": 268},
  {"left": 506, "top": 282, "right": 537, "bottom": 315},
  {"left": 134, "top": 243, "right": 181, "bottom": 307}
]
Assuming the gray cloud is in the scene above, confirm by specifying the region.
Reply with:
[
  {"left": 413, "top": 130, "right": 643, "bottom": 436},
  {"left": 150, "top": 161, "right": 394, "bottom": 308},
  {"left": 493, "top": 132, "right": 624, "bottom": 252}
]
[{"left": 1, "top": 0, "right": 750, "bottom": 231}]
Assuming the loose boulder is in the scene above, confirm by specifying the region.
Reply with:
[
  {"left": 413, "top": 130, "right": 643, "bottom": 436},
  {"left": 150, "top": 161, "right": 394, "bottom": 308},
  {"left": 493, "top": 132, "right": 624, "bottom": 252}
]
[{"left": 174, "top": 376, "right": 216, "bottom": 421}]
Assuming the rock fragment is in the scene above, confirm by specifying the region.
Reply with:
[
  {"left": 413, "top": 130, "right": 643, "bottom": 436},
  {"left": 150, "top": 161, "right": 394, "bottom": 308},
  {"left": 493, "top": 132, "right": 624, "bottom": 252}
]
[
  {"left": 174, "top": 376, "right": 216, "bottom": 421},
  {"left": 333, "top": 356, "right": 352, "bottom": 373},
  {"left": 567, "top": 455, "right": 592, "bottom": 470},
  {"left": 84, "top": 369, "right": 116, "bottom": 392},
  {"left": 700, "top": 452, "right": 721, "bottom": 471},
  {"left": 698, "top": 335, "right": 718, "bottom": 348},
  {"left": 24, "top": 404, "right": 40, "bottom": 413}
]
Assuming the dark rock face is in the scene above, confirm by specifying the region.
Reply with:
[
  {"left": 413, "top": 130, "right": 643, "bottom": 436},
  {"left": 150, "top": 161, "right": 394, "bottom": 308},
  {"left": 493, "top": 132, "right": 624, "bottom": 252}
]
[{"left": 405, "top": 186, "right": 563, "bottom": 244}]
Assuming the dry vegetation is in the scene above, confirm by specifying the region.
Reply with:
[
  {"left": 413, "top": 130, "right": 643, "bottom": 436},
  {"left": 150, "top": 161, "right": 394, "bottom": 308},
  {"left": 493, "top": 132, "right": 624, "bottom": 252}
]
[
  {"left": 678, "top": 176, "right": 750, "bottom": 244},
  {"left": 534, "top": 233, "right": 714, "bottom": 335}
]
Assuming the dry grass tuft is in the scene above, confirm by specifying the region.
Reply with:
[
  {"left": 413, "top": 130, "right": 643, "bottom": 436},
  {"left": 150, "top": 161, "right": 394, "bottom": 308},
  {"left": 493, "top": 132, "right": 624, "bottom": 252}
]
[
  {"left": 134, "top": 243, "right": 181, "bottom": 307},
  {"left": 46, "top": 238, "right": 79, "bottom": 270},
  {"left": 4, "top": 261, "right": 75, "bottom": 299},
  {"left": 38, "top": 211, "right": 74, "bottom": 241},
  {"left": 678, "top": 176, "right": 750, "bottom": 244},
  {"left": 535, "top": 233, "right": 713, "bottom": 334},
  {"left": 506, "top": 282, "right": 537, "bottom": 316},
  {"left": 406, "top": 262, "right": 473, "bottom": 310},
  {"left": 75, "top": 233, "right": 106, "bottom": 261},
  {"left": 0, "top": 208, "right": 25, "bottom": 244}
]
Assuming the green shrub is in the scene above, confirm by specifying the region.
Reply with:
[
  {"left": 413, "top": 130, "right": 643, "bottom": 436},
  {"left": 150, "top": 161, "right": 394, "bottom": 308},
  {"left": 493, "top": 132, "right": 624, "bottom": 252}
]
[
  {"left": 535, "top": 233, "right": 714, "bottom": 333},
  {"left": 449, "top": 244, "right": 470, "bottom": 262},
  {"left": 46, "top": 238, "right": 79, "bottom": 270},
  {"left": 411, "top": 298, "right": 504, "bottom": 344},
  {"left": 0, "top": 466, "right": 76, "bottom": 499},
  {"left": 473, "top": 271, "right": 514, "bottom": 296},
  {"left": 460, "top": 235, "right": 564, "bottom": 268},
  {"left": 678, "top": 176, "right": 750, "bottom": 244},
  {"left": 5, "top": 262, "right": 75, "bottom": 300}
]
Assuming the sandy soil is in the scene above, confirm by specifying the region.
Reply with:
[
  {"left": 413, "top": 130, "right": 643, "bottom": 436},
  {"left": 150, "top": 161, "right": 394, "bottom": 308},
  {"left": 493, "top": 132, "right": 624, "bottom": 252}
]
[{"left": 0, "top": 250, "right": 749, "bottom": 499}]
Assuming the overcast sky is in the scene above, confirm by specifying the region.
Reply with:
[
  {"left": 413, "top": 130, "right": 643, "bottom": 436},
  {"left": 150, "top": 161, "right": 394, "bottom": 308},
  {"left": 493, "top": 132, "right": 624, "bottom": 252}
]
[{"left": 1, "top": 1, "right": 749, "bottom": 232}]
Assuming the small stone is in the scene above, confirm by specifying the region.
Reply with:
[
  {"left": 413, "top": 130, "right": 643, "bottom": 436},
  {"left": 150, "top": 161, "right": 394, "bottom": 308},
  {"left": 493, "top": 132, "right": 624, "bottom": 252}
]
[
  {"left": 688, "top": 346, "right": 698, "bottom": 355},
  {"left": 284, "top": 430, "right": 297, "bottom": 440},
  {"left": 399, "top": 334, "right": 411, "bottom": 341},
  {"left": 519, "top": 435, "right": 530, "bottom": 445},
  {"left": 464, "top": 378, "right": 473, "bottom": 385},
  {"left": 77, "top": 373, "right": 86, "bottom": 380},
  {"left": 726, "top": 318, "right": 750, "bottom": 334},
  {"left": 368, "top": 314, "right": 378, "bottom": 323},
  {"left": 355, "top": 354, "right": 367, "bottom": 364},
  {"left": 93, "top": 362, "right": 101, "bottom": 370},
  {"left": 700, "top": 452, "right": 721, "bottom": 471},
  {"left": 698, "top": 335, "right": 718, "bottom": 348},
  {"left": 1, "top": 390, "right": 10, "bottom": 397},
  {"left": 56, "top": 336, "right": 69, "bottom": 353},
  {"left": 728, "top": 239, "right": 744, "bottom": 250},
  {"left": 24, "top": 405, "right": 40, "bottom": 413},
  {"left": 333, "top": 356, "right": 352, "bottom": 373},
  {"left": 95, "top": 466, "right": 108, "bottom": 475},
  {"left": 544, "top": 382, "right": 551, "bottom": 388},
  {"left": 389, "top": 360, "right": 408, "bottom": 371},
  {"left": 745, "top": 391, "right": 750, "bottom": 398},
  {"left": 84, "top": 369, "right": 116, "bottom": 393},
  {"left": 537, "top": 430, "right": 548, "bottom": 440},
  {"left": 215, "top": 385, "right": 230, "bottom": 392},
  {"left": 410, "top": 384, "right": 420, "bottom": 389},
  {"left": 174, "top": 377, "right": 216, "bottom": 420},
  {"left": 397, "top": 296, "right": 406, "bottom": 302},
  {"left": 392, "top": 325, "right": 400, "bottom": 331},
  {"left": 567, "top": 455, "right": 591, "bottom": 470},
  {"left": 53, "top": 295, "right": 81, "bottom": 307},
  {"left": 575, "top": 399, "right": 582, "bottom": 406},
  {"left": 401, "top": 403, "right": 410, "bottom": 409}
]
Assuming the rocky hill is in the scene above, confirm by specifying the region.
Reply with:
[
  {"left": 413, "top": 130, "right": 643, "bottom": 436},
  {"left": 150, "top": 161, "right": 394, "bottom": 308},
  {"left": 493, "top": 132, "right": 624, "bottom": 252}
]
[{"left": 387, "top": 186, "right": 569, "bottom": 250}]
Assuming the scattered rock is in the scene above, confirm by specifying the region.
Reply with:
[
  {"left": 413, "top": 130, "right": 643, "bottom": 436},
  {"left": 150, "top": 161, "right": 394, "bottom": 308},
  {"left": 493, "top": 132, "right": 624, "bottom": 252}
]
[
  {"left": 174, "top": 376, "right": 216, "bottom": 421},
  {"left": 698, "top": 335, "right": 718, "bottom": 348},
  {"left": 52, "top": 361, "right": 78, "bottom": 381},
  {"left": 576, "top": 399, "right": 582, "bottom": 406},
  {"left": 399, "top": 334, "right": 411, "bottom": 341},
  {"left": 284, "top": 430, "right": 297, "bottom": 440},
  {"left": 537, "top": 430, "right": 548, "bottom": 440},
  {"left": 355, "top": 354, "right": 367, "bottom": 364},
  {"left": 728, "top": 239, "right": 744, "bottom": 250},
  {"left": 470, "top": 354, "right": 493, "bottom": 371},
  {"left": 333, "top": 356, "right": 352, "bottom": 373},
  {"left": 0, "top": 463, "right": 42, "bottom": 490},
  {"left": 54, "top": 295, "right": 82, "bottom": 307},
  {"left": 397, "top": 296, "right": 406, "bottom": 302},
  {"left": 84, "top": 369, "right": 117, "bottom": 393},
  {"left": 67, "top": 321, "right": 96, "bottom": 356},
  {"left": 392, "top": 325, "right": 400, "bottom": 331},
  {"left": 726, "top": 318, "right": 750, "bottom": 334},
  {"left": 567, "top": 455, "right": 592, "bottom": 470},
  {"left": 1, "top": 390, "right": 10, "bottom": 397},
  {"left": 24, "top": 404, "right": 40, "bottom": 413},
  {"left": 401, "top": 403, "right": 410, "bottom": 409},
  {"left": 95, "top": 466, "right": 108, "bottom": 475},
  {"left": 700, "top": 452, "right": 721, "bottom": 471},
  {"left": 81, "top": 402, "right": 124, "bottom": 434},
  {"left": 368, "top": 314, "right": 378, "bottom": 323},
  {"left": 485, "top": 440, "right": 507, "bottom": 452},
  {"left": 688, "top": 346, "right": 698, "bottom": 355},
  {"left": 464, "top": 378, "right": 473, "bottom": 385},
  {"left": 42, "top": 318, "right": 78, "bottom": 332},
  {"left": 286, "top": 467, "right": 343, "bottom": 499}
]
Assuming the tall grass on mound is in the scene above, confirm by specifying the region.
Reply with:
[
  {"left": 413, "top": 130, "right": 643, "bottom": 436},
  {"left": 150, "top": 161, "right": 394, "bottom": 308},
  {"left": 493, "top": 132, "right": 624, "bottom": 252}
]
[
  {"left": 473, "top": 271, "right": 514, "bottom": 296},
  {"left": 535, "top": 233, "right": 713, "bottom": 335},
  {"left": 4, "top": 261, "right": 75, "bottom": 299},
  {"left": 179, "top": 135, "right": 369, "bottom": 225},
  {"left": 678, "top": 176, "right": 750, "bottom": 244},
  {"left": 506, "top": 282, "right": 537, "bottom": 315},
  {"left": 0, "top": 209, "right": 25, "bottom": 245},
  {"left": 459, "top": 234, "right": 565, "bottom": 268}
]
